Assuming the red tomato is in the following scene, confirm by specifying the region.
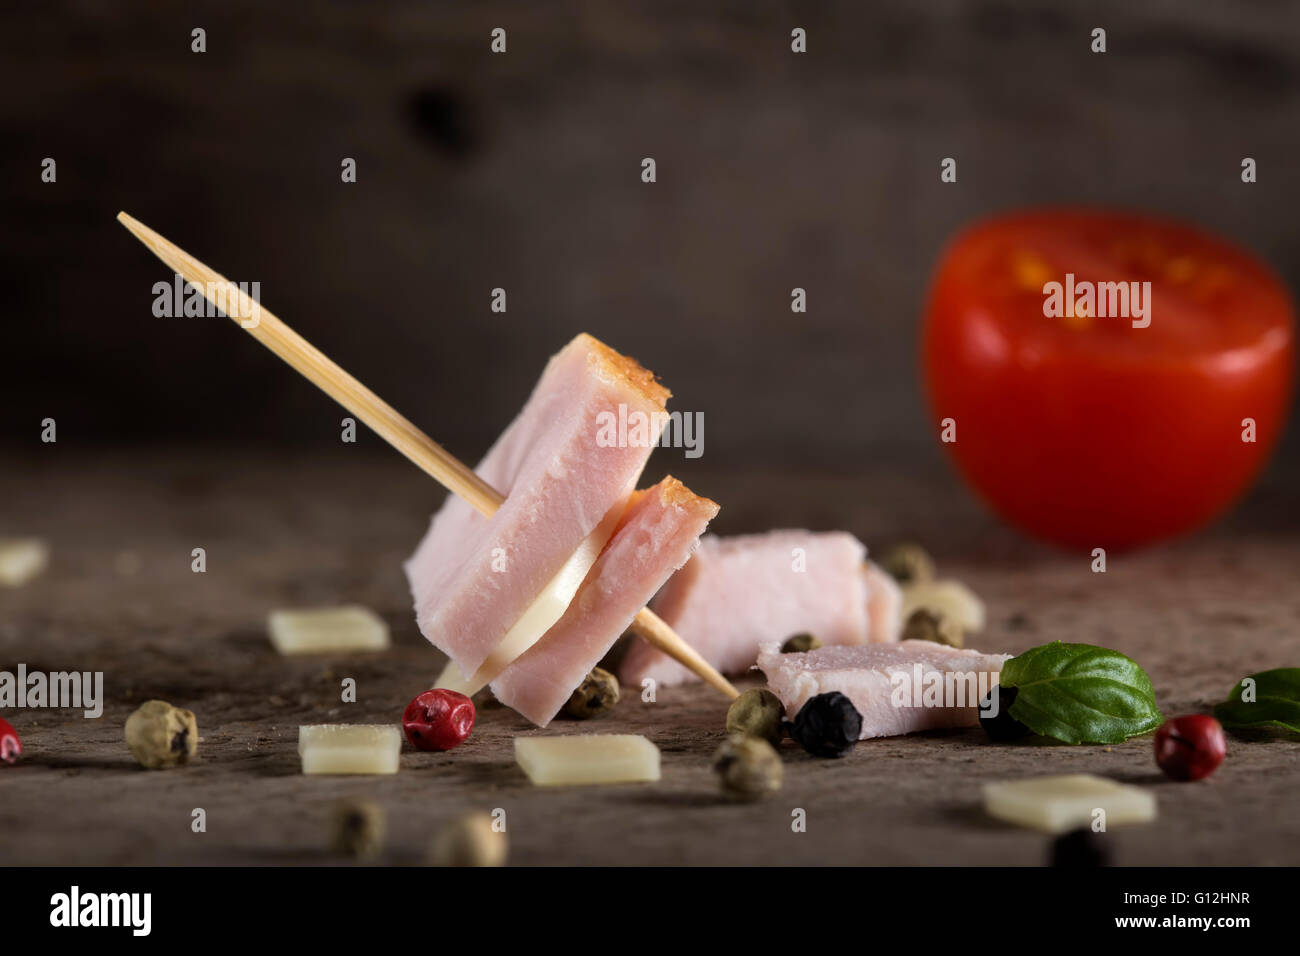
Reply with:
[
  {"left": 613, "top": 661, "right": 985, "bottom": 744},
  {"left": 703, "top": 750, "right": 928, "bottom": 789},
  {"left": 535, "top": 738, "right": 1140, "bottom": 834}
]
[{"left": 923, "top": 208, "right": 1295, "bottom": 551}]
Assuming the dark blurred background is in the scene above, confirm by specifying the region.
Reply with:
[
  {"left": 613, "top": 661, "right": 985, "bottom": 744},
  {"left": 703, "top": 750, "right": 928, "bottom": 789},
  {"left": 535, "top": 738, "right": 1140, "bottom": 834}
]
[{"left": 3, "top": 1, "right": 1299, "bottom": 475}]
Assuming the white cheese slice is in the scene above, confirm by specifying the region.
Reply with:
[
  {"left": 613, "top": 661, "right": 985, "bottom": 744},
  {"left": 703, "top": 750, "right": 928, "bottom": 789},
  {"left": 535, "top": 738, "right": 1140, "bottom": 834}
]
[
  {"left": 432, "top": 660, "right": 480, "bottom": 697},
  {"left": 0, "top": 538, "right": 49, "bottom": 588},
  {"left": 982, "top": 773, "right": 1157, "bottom": 833},
  {"left": 298, "top": 724, "right": 401, "bottom": 774},
  {"left": 515, "top": 734, "right": 660, "bottom": 786},
  {"left": 269, "top": 606, "right": 390, "bottom": 655},
  {"left": 435, "top": 498, "right": 627, "bottom": 695}
]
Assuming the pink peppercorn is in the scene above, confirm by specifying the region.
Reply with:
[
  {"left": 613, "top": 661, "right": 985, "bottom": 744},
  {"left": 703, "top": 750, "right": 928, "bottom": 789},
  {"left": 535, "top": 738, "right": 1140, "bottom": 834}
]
[
  {"left": 402, "top": 689, "right": 475, "bottom": 752},
  {"left": 1154, "top": 715, "right": 1226, "bottom": 782},
  {"left": 0, "top": 718, "right": 21, "bottom": 764}
]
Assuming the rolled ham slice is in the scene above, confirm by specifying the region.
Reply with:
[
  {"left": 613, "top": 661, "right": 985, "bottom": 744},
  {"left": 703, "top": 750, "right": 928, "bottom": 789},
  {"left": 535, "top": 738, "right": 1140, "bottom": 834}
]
[
  {"left": 619, "top": 530, "right": 879, "bottom": 688},
  {"left": 757, "top": 640, "right": 1012, "bottom": 739},
  {"left": 492, "top": 476, "right": 719, "bottom": 726},
  {"left": 404, "top": 334, "right": 669, "bottom": 678}
]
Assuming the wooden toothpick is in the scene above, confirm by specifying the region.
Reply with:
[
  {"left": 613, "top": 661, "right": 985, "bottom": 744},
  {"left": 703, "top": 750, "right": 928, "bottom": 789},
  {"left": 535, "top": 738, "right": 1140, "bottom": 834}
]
[{"left": 117, "top": 212, "right": 739, "bottom": 700}]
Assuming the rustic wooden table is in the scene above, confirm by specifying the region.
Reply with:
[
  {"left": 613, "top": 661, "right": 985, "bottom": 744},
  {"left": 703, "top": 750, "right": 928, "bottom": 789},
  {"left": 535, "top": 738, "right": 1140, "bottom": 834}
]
[{"left": 1, "top": 449, "right": 1297, "bottom": 865}]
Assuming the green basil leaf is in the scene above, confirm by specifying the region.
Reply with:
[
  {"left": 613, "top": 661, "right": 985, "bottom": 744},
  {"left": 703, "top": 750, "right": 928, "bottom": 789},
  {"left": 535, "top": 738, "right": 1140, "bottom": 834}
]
[
  {"left": 1001, "top": 641, "right": 1163, "bottom": 745},
  {"left": 1212, "top": 668, "right": 1300, "bottom": 733}
]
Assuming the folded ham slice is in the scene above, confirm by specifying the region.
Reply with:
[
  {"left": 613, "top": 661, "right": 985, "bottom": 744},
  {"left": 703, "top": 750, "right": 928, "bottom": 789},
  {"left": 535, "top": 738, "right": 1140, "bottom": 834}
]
[
  {"left": 404, "top": 334, "right": 669, "bottom": 678},
  {"left": 756, "top": 640, "right": 1012, "bottom": 739},
  {"left": 619, "top": 530, "right": 880, "bottom": 688},
  {"left": 491, "top": 476, "right": 719, "bottom": 726}
]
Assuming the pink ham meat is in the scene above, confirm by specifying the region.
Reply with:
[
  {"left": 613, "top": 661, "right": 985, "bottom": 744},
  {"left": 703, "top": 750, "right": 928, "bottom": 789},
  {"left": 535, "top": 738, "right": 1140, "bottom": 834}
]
[
  {"left": 491, "top": 477, "right": 718, "bottom": 726},
  {"left": 757, "top": 640, "right": 1012, "bottom": 739},
  {"left": 619, "top": 530, "right": 876, "bottom": 688},
  {"left": 863, "top": 560, "right": 903, "bottom": 643},
  {"left": 404, "top": 334, "right": 669, "bottom": 678}
]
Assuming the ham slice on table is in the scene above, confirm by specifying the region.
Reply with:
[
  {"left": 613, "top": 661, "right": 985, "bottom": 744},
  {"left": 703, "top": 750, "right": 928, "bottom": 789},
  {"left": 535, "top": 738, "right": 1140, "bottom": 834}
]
[
  {"left": 404, "top": 333, "right": 669, "bottom": 679},
  {"left": 492, "top": 476, "right": 719, "bottom": 726},
  {"left": 619, "top": 530, "right": 893, "bottom": 688},
  {"left": 756, "top": 640, "right": 1012, "bottom": 739}
]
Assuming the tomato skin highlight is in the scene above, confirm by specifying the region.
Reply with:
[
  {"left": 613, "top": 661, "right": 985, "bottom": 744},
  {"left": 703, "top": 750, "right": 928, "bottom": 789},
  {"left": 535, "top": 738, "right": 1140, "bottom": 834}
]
[{"left": 923, "top": 208, "right": 1296, "bottom": 551}]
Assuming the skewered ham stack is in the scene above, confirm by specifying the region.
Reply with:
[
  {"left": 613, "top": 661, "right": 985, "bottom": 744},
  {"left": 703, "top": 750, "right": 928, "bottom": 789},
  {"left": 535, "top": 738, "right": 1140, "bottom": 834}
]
[
  {"left": 408, "top": 334, "right": 720, "bottom": 723},
  {"left": 116, "top": 213, "right": 737, "bottom": 727}
]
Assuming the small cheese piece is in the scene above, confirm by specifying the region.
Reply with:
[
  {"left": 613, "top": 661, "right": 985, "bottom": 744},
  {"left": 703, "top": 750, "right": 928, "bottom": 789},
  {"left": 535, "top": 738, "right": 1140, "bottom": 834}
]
[
  {"left": 982, "top": 774, "right": 1157, "bottom": 833},
  {"left": 0, "top": 538, "right": 49, "bottom": 588},
  {"left": 298, "top": 724, "right": 401, "bottom": 775},
  {"left": 269, "top": 606, "right": 390, "bottom": 655},
  {"left": 514, "top": 734, "right": 660, "bottom": 786}
]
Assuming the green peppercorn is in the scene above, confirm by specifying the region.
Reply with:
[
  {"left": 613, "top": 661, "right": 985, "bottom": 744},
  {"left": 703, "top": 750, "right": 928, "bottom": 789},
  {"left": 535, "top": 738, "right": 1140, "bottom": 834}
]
[
  {"left": 562, "top": 666, "right": 620, "bottom": 719},
  {"left": 780, "top": 632, "right": 823, "bottom": 654},
  {"left": 428, "top": 811, "right": 507, "bottom": 867},
  {"left": 901, "top": 608, "right": 964, "bottom": 648},
  {"left": 330, "top": 799, "right": 385, "bottom": 860},
  {"left": 725, "top": 688, "right": 785, "bottom": 745},
  {"left": 880, "top": 543, "right": 936, "bottom": 585},
  {"left": 124, "top": 699, "right": 198, "bottom": 769},
  {"left": 713, "top": 734, "right": 783, "bottom": 801}
]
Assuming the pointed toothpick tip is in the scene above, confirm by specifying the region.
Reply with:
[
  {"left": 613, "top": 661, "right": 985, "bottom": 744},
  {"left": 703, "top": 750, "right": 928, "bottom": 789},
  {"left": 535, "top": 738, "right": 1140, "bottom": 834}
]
[{"left": 116, "top": 211, "right": 149, "bottom": 239}]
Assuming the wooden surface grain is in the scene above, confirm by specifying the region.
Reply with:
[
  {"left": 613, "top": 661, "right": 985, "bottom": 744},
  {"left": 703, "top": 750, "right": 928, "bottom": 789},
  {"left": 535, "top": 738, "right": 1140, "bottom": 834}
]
[{"left": 1, "top": 449, "right": 1297, "bottom": 866}]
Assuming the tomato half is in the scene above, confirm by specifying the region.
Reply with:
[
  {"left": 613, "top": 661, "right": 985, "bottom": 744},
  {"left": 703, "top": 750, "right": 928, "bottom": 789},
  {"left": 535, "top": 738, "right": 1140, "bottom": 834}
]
[{"left": 923, "top": 208, "right": 1295, "bottom": 551}]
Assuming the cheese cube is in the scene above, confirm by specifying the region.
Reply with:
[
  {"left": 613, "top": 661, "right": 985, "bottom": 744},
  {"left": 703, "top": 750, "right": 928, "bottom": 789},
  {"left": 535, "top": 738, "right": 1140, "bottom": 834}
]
[
  {"left": 0, "top": 538, "right": 48, "bottom": 588},
  {"left": 298, "top": 724, "right": 401, "bottom": 774},
  {"left": 982, "top": 773, "right": 1157, "bottom": 833},
  {"left": 269, "top": 606, "right": 390, "bottom": 655},
  {"left": 514, "top": 734, "right": 660, "bottom": 786}
]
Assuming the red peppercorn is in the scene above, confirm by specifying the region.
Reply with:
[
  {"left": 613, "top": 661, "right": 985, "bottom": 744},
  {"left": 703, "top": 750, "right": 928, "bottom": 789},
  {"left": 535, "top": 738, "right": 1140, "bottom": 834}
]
[
  {"left": 0, "top": 718, "right": 21, "bottom": 764},
  {"left": 1154, "top": 715, "right": 1225, "bottom": 782},
  {"left": 402, "top": 689, "right": 475, "bottom": 751}
]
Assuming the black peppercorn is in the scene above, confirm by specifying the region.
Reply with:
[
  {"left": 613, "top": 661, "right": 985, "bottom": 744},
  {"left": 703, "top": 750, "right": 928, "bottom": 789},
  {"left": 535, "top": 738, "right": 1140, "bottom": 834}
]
[
  {"left": 1050, "top": 828, "right": 1110, "bottom": 867},
  {"left": 979, "top": 685, "right": 1032, "bottom": 741},
  {"left": 788, "top": 692, "right": 862, "bottom": 758}
]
